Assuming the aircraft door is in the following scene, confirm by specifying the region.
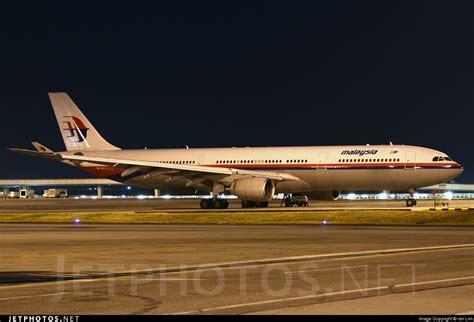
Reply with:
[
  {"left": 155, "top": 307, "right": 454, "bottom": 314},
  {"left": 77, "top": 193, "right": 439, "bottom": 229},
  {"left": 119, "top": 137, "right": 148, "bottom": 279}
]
[
  {"left": 404, "top": 151, "right": 416, "bottom": 169},
  {"left": 317, "top": 152, "right": 328, "bottom": 170},
  {"left": 198, "top": 155, "right": 204, "bottom": 165}
]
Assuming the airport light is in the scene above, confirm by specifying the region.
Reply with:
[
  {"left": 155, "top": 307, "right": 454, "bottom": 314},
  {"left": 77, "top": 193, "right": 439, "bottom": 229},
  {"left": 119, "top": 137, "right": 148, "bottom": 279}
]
[
  {"left": 74, "top": 218, "right": 80, "bottom": 223},
  {"left": 322, "top": 220, "right": 328, "bottom": 225},
  {"left": 378, "top": 192, "right": 388, "bottom": 200},
  {"left": 346, "top": 193, "right": 357, "bottom": 200}
]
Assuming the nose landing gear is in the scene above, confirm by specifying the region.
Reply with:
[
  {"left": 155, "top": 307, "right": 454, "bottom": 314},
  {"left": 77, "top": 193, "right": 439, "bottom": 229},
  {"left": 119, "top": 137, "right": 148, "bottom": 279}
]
[{"left": 406, "top": 189, "right": 417, "bottom": 207}]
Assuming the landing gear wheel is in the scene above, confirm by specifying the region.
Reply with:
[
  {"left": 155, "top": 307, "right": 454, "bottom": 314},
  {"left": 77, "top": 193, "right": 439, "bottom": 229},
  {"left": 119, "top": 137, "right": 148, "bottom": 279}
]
[
  {"left": 241, "top": 200, "right": 254, "bottom": 208},
  {"left": 215, "top": 199, "right": 229, "bottom": 209},
  {"left": 406, "top": 198, "right": 416, "bottom": 207},
  {"left": 242, "top": 201, "right": 268, "bottom": 208},
  {"left": 200, "top": 199, "right": 215, "bottom": 209}
]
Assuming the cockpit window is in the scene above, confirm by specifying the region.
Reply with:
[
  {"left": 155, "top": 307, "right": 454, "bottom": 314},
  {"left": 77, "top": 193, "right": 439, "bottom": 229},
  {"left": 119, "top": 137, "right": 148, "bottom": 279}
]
[{"left": 433, "top": 156, "right": 452, "bottom": 162}]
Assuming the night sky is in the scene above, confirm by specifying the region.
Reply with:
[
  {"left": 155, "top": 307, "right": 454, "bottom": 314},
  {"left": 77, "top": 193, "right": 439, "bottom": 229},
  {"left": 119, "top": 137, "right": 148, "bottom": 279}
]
[{"left": 1, "top": 1, "right": 473, "bottom": 182}]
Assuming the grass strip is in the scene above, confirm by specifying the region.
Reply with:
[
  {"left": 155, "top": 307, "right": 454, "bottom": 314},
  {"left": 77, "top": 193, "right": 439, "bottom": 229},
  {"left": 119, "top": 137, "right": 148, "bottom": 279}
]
[{"left": 0, "top": 210, "right": 473, "bottom": 225}]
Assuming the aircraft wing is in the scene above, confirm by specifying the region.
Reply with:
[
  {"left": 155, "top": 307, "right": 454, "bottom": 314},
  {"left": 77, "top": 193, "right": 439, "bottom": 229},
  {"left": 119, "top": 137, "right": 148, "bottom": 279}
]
[{"left": 58, "top": 153, "right": 301, "bottom": 183}]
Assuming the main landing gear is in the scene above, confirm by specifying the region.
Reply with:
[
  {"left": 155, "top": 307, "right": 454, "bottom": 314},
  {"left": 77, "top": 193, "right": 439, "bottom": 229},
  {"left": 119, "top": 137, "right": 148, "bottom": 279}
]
[
  {"left": 406, "top": 189, "right": 417, "bottom": 207},
  {"left": 241, "top": 201, "right": 269, "bottom": 208},
  {"left": 200, "top": 198, "right": 229, "bottom": 209}
]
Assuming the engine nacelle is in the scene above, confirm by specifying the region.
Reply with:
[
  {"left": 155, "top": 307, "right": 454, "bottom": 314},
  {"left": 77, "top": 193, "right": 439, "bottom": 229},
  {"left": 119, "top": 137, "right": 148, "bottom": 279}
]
[
  {"left": 230, "top": 177, "right": 275, "bottom": 202},
  {"left": 307, "top": 190, "right": 341, "bottom": 201}
]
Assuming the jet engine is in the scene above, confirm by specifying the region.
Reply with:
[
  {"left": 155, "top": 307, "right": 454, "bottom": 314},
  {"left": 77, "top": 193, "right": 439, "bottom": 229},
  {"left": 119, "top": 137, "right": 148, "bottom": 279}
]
[
  {"left": 230, "top": 177, "right": 275, "bottom": 202},
  {"left": 308, "top": 190, "right": 341, "bottom": 201}
]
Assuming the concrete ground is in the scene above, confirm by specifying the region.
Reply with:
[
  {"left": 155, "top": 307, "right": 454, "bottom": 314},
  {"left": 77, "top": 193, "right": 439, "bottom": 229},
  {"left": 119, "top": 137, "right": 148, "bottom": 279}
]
[
  {"left": 253, "top": 284, "right": 474, "bottom": 315},
  {"left": 0, "top": 224, "right": 472, "bottom": 314},
  {"left": 0, "top": 198, "right": 472, "bottom": 213}
]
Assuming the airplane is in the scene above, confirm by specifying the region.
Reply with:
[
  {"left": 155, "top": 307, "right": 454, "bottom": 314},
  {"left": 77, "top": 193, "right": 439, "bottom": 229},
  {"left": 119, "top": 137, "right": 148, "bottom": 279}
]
[{"left": 9, "top": 93, "right": 464, "bottom": 209}]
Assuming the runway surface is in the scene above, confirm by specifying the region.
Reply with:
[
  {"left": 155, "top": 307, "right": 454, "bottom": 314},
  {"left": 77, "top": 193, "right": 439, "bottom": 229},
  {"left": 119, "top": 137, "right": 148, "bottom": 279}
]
[
  {"left": 0, "top": 198, "right": 473, "bottom": 213},
  {"left": 0, "top": 224, "right": 472, "bottom": 314}
]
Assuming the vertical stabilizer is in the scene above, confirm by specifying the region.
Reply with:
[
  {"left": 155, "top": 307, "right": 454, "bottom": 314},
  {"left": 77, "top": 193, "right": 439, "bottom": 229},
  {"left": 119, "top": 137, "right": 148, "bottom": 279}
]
[{"left": 48, "top": 93, "right": 120, "bottom": 151}]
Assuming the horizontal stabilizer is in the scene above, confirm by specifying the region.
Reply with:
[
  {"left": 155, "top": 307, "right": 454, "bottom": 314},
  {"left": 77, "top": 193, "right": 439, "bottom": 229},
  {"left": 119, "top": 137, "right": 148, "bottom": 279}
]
[
  {"left": 7, "top": 147, "right": 61, "bottom": 161},
  {"left": 31, "top": 141, "right": 54, "bottom": 153}
]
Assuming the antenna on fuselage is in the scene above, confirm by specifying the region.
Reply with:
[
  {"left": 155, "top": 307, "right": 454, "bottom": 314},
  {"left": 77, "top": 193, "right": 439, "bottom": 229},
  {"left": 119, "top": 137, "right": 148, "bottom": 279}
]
[
  {"left": 389, "top": 141, "right": 393, "bottom": 146},
  {"left": 186, "top": 145, "right": 190, "bottom": 149}
]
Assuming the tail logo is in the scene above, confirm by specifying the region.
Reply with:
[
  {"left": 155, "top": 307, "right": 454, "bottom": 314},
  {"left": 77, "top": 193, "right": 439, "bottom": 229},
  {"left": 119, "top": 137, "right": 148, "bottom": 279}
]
[{"left": 62, "top": 116, "right": 89, "bottom": 142}]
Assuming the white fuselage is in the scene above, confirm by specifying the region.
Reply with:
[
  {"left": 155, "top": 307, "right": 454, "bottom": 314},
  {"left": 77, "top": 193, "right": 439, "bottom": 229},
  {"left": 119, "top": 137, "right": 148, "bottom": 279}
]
[{"left": 66, "top": 144, "right": 463, "bottom": 193}]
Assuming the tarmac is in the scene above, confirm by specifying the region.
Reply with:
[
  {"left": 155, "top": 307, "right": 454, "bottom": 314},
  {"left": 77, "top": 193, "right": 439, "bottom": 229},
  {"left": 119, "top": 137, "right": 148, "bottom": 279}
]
[
  {"left": 0, "top": 198, "right": 473, "bottom": 213},
  {"left": 0, "top": 222, "right": 472, "bottom": 314}
]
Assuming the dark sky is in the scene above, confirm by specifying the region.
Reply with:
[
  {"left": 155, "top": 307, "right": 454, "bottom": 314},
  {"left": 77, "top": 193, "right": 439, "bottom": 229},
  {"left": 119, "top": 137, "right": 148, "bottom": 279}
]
[{"left": 0, "top": 1, "right": 473, "bottom": 182}]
